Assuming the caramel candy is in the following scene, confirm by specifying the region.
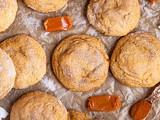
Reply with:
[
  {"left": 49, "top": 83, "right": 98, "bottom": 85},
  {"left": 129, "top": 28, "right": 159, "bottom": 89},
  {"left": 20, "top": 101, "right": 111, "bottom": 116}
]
[
  {"left": 131, "top": 100, "right": 152, "bottom": 120},
  {"left": 149, "top": 0, "right": 158, "bottom": 3},
  {"left": 44, "top": 16, "right": 72, "bottom": 32},
  {"left": 87, "top": 95, "right": 121, "bottom": 112}
]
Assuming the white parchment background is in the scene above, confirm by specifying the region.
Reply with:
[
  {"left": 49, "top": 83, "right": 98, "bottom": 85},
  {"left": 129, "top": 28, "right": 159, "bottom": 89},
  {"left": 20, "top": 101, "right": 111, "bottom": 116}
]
[{"left": 0, "top": 0, "right": 159, "bottom": 120}]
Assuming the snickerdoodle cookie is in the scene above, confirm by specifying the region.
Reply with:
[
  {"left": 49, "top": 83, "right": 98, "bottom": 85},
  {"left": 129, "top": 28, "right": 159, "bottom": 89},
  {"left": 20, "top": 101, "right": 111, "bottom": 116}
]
[
  {"left": 0, "top": 35, "right": 46, "bottom": 89},
  {"left": 0, "top": 0, "right": 18, "bottom": 32},
  {"left": 110, "top": 32, "right": 160, "bottom": 87},
  {"left": 68, "top": 110, "right": 92, "bottom": 120},
  {"left": 52, "top": 35, "right": 109, "bottom": 92},
  {"left": 23, "top": 0, "right": 68, "bottom": 12},
  {"left": 87, "top": 0, "right": 140, "bottom": 36},
  {"left": 10, "top": 91, "right": 68, "bottom": 120},
  {"left": 0, "top": 48, "right": 16, "bottom": 100}
]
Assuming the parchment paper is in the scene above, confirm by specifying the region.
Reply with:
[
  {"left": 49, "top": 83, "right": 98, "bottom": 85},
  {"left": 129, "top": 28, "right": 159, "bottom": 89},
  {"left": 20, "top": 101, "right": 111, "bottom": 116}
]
[{"left": 0, "top": 0, "right": 160, "bottom": 119}]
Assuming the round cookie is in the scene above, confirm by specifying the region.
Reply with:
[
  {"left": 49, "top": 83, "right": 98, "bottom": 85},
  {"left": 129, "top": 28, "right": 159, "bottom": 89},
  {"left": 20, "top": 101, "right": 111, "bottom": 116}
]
[
  {"left": 0, "top": 48, "right": 16, "bottom": 100},
  {"left": 87, "top": 0, "right": 140, "bottom": 36},
  {"left": 0, "top": 35, "right": 46, "bottom": 89},
  {"left": 52, "top": 35, "right": 109, "bottom": 92},
  {"left": 23, "top": 0, "right": 68, "bottom": 12},
  {"left": 0, "top": 0, "right": 18, "bottom": 32},
  {"left": 68, "top": 110, "right": 92, "bottom": 120},
  {"left": 10, "top": 91, "right": 68, "bottom": 120},
  {"left": 110, "top": 32, "right": 160, "bottom": 87}
]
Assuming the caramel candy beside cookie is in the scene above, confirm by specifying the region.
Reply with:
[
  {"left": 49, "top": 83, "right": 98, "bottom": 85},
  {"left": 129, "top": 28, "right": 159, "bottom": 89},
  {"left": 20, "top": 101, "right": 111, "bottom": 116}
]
[{"left": 88, "top": 95, "right": 121, "bottom": 112}]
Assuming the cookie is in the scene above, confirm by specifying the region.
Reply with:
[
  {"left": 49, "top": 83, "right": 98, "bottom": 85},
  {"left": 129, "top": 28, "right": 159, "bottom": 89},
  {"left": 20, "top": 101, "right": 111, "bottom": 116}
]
[
  {"left": 87, "top": 0, "right": 140, "bottom": 36},
  {"left": 0, "top": 0, "right": 18, "bottom": 32},
  {"left": 23, "top": 0, "right": 68, "bottom": 12},
  {"left": 52, "top": 35, "right": 109, "bottom": 91},
  {"left": 10, "top": 91, "right": 68, "bottom": 120},
  {"left": 0, "top": 48, "right": 16, "bottom": 100},
  {"left": 0, "top": 35, "right": 46, "bottom": 89},
  {"left": 68, "top": 110, "right": 92, "bottom": 120},
  {"left": 110, "top": 32, "right": 160, "bottom": 87}
]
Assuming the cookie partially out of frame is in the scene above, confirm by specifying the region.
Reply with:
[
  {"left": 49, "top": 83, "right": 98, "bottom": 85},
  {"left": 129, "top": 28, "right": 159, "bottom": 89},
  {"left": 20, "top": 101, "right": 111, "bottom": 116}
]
[
  {"left": 0, "top": 0, "right": 18, "bottom": 32},
  {"left": 52, "top": 35, "right": 109, "bottom": 92},
  {"left": 0, "top": 48, "right": 16, "bottom": 100},
  {"left": 110, "top": 32, "right": 160, "bottom": 87},
  {"left": 0, "top": 35, "right": 46, "bottom": 89},
  {"left": 10, "top": 91, "right": 68, "bottom": 120},
  {"left": 87, "top": 0, "right": 140, "bottom": 36},
  {"left": 23, "top": 0, "right": 68, "bottom": 12}
]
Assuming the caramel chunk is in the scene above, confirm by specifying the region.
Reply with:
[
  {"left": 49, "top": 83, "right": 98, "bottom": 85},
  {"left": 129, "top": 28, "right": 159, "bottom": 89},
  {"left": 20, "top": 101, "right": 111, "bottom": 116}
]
[
  {"left": 44, "top": 16, "right": 72, "bottom": 32},
  {"left": 149, "top": 0, "right": 158, "bottom": 3},
  {"left": 87, "top": 95, "right": 121, "bottom": 112},
  {"left": 131, "top": 100, "right": 151, "bottom": 120}
]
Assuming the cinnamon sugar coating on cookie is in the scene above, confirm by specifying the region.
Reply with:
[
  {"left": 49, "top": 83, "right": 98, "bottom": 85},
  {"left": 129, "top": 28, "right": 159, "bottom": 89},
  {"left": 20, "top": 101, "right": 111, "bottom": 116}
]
[
  {"left": 10, "top": 91, "right": 68, "bottom": 120},
  {"left": 0, "top": 48, "right": 16, "bottom": 99},
  {"left": 87, "top": 0, "right": 140, "bottom": 36},
  {"left": 52, "top": 35, "right": 109, "bottom": 91},
  {"left": 0, "top": 0, "right": 18, "bottom": 32},
  {"left": 110, "top": 32, "right": 160, "bottom": 87},
  {"left": 23, "top": 0, "right": 68, "bottom": 12},
  {"left": 0, "top": 35, "right": 46, "bottom": 89}
]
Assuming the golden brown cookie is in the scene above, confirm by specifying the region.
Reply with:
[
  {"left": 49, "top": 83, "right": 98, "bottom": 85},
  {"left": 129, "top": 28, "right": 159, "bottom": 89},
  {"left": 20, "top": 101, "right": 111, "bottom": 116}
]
[
  {"left": 0, "top": 35, "right": 46, "bottom": 89},
  {"left": 0, "top": 48, "right": 16, "bottom": 100},
  {"left": 0, "top": 0, "right": 18, "bottom": 32},
  {"left": 23, "top": 0, "right": 68, "bottom": 12},
  {"left": 52, "top": 35, "right": 109, "bottom": 92},
  {"left": 87, "top": 0, "right": 140, "bottom": 36},
  {"left": 10, "top": 91, "right": 68, "bottom": 120},
  {"left": 68, "top": 110, "right": 92, "bottom": 120},
  {"left": 110, "top": 32, "right": 160, "bottom": 87}
]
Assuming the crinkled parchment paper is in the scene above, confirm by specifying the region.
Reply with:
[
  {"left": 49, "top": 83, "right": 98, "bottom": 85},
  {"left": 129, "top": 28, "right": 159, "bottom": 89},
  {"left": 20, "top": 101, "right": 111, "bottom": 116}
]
[{"left": 0, "top": 0, "right": 160, "bottom": 119}]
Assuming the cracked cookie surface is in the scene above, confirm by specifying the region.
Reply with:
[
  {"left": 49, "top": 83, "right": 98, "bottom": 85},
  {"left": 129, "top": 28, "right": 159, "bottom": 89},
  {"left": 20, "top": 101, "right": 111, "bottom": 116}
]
[
  {"left": 23, "top": 0, "right": 68, "bottom": 12},
  {"left": 68, "top": 110, "right": 92, "bottom": 120},
  {"left": 0, "top": 48, "right": 16, "bottom": 100},
  {"left": 0, "top": 0, "right": 18, "bottom": 32},
  {"left": 0, "top": 35, "right": 46, "bottom": 89},
  {"left": 110, "top": 32, "right": 160, "bottom": 87},
  {"left": 10, "top": 91, "right": 68, "bottom": 120},
  {"left": 52, "top": 35, "right": 109, "bottom": 91},
  {"left": 87, "top": 0, "right": 140, "bottom": 36}
]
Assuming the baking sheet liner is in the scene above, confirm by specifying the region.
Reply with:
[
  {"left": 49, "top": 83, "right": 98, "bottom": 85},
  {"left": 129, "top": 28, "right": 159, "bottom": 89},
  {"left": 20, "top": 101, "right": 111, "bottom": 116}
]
[{"left": 0, "top": 0, "right": 160, "bottom": 119}]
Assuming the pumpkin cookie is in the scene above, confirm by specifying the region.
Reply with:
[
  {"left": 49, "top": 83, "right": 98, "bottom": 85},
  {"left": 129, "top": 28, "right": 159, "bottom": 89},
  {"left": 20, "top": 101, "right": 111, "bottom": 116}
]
[
  {"left": 23, "top": 0, "right": 68, "bottom": 12},
  {"left": 10, "top": 91, "right": 68, "bottom": 120},
  {"left": 68, "top": 110, "right": 92, "bottom": 120},
  {"left": 0, "top": 48, "right": 16, "bottom": 100},
  {"left": 0, "top": 0, "right": 18, "bottom": 32},
  {"left": 52, "top": 35, "right": 109, "bottom": 92},
  {"left": 0, "top": 35, "right": 46, "bottom": 89},
  {"left": 110, "top": 32, "right": 160, "bottom": 87},
  {"left": 87, "top": 0, "right": 140, "bottom": 36}
]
